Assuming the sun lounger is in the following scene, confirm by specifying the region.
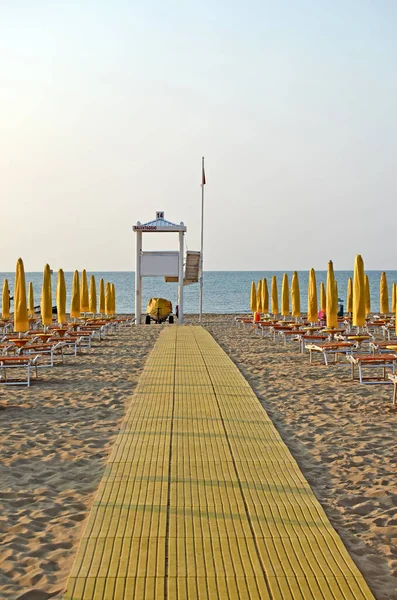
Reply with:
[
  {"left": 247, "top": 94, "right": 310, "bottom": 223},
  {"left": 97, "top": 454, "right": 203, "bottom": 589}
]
[
  {"left": 369, "top": 341, "right": 397, "bottom": 354},
  {"left": 271, "top": 325, "right": 295, "bottom": 341},
  {"left": 305, "top": 341, "right": 355, "bottom": 365},
  {"left": 60, "top": 330, "right": 93, "bottom": 350},
  {"left": 297, "top": 333, "right": 330, "bottom": 353},
  {"left": 336, "top": 333, "right": 373, "bottom": 350},
  {"left": 346, "top": 353, "right": 397, "bottom": 384},
  {"left": 235, "top": 317, "right": 254, "bottom": 329},
  {"left": 255, "top": 321, "right": 277, "bottom": 336},
  {"left": 387, "top": 373, "right": 397, "bottom": 406},
  {"left": 0, "top": 355, "right": 40, "bottom": 386},
  {"left": 381, "top": 325, "right": 396, "bottom": 340},
  {"left": 278, "top": 329, "right": 305, "bottom": 346},
  {"left": 18, "top": 341, "right": 67, "bottom": 367}
]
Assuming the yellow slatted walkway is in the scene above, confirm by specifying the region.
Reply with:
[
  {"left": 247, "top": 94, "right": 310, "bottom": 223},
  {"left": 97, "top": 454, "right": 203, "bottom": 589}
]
[{"left": 64, "top": 326, "right": 374, "bottom": 600}]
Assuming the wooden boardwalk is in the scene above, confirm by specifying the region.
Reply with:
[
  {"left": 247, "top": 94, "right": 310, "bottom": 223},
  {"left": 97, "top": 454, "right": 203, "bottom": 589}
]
[{"left": 64, "top": 326, "right": 374, "bottom": 599}]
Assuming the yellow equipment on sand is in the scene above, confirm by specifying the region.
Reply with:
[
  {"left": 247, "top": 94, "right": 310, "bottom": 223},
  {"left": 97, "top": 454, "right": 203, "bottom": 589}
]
[{"left": 145, "top": 298, "right": 174, "bottom": 324}]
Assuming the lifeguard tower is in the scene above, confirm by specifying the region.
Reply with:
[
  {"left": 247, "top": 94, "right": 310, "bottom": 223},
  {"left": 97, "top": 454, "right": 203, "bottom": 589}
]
[{"left": 133, "top": 212, "right": 200, "bottom": 324}]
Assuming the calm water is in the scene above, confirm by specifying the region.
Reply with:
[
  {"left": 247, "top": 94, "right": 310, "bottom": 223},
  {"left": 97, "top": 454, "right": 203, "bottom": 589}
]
[{"left": 1, "top": 271, "right": 396, "bottom": 315}]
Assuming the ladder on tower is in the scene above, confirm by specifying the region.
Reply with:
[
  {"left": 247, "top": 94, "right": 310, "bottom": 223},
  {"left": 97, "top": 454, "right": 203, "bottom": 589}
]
[{"left": 164, "top": 251, "right": 201, "bottom": 285}]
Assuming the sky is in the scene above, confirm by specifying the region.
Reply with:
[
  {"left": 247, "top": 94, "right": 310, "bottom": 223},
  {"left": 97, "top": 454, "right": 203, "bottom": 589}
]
[{"left": 1, "top": 0, "right": 397, "bottom": 272}]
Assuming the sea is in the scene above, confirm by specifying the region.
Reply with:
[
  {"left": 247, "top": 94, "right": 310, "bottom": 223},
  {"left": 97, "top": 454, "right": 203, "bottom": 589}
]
[{"left": 1, "top": 271, "right": 397, "bottom": 315}]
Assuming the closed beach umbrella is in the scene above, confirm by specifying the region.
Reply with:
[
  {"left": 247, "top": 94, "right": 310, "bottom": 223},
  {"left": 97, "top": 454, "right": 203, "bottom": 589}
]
[
  {"left": 291, "top": 271, "right": 300, "bottom": 318},
  {"left": 261, "top": 278, "right": 269, "bottom": 314},
  {"left": 352, "top": 254, "right": 365, "bottom": 328},
  {"left": 28, "top": 282, "right": 34, "bottom": 318},
  {"left": 89, "top": 276, "right": 97, "bottom": 314},
  {"left": 70, "top": 270, "right": 80, "bottom": 319},
  {"left": 56, "top": 269, "right": 67, "bottom": 324},
  {"left": 105, "top": 282, "right": 111, "bottom": 316},
  {"left": 346, "top": 277, "right": 353, "bottom": 314},
  {"left": 99, "top": 278, "right": 105, "bottom": 314},
  {"left": 271, "top": 276, "right": 279, "bottom": 315},
  {"left": 111, "top": 283, "right": 116, "bottom": 315},
  {"left": 14, "top": 258, "right": 29, "bottom": 333},
  {"left": 80, "top": 269, "right": 89, "bottom": 313},
  {"left": 392, "top": 282, "right": 396, "bottom": 314},
  {"left": 281, "top": 273, "right": 289, "bottom": 317},
  {"left": 307, "top": 268, "right": 318, "bottom": 323},
  {"left": 256, "top": 280, "right": 263, "bottom": 313},
  {"left": 2, "top": 279, "right": 10, "bottom": 320},
  {"left": 364, "top": 274, "right": 371, "bottom": 317},
  {"left": 380, "top": 272, "right": 389, "bottom": 314},
  {"left": 41, "top": 264, "right": 53, "bottom": 327},
  {"left": 320, "top": 282, "right": 326, "bottom": 312},
  {"left": 250, "top": 281, "right": 256, "bottom": 313},
  {"left": 326, "top": 260, "right": 338, "bottom": 329}
]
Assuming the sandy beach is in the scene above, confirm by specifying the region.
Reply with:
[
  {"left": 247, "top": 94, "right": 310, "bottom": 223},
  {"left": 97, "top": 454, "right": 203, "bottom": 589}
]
[
  {"left": 205, "top": 315, "right": 397, "bottom": 600},
  {"left": 0, "top": 324, "right": 160, "bottom": 600},
  {"left": 0, "top": 316, "right": 396, "bottom": 599}
]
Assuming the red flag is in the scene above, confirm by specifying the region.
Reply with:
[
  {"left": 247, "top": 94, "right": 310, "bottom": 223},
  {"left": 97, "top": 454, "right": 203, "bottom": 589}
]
[{"left": 202, "top": 165, "right": 206, "bottom": 186}]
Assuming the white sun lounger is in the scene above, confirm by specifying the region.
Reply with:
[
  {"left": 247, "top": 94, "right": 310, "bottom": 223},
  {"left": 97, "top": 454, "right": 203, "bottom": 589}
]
[{"left": 0, "top": 355, "right": 41, "bottom": 386}]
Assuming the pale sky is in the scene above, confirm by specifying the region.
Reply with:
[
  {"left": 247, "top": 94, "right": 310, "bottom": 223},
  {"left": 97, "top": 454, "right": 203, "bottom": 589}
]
[{"left": 2, "top": 1, "right": 397, "bottom": 272}]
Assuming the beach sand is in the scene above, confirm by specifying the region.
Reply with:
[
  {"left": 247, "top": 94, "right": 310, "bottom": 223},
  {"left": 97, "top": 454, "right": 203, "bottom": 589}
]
[
  {"left": 203, "top": 315, "right": 397, "bottom": 600},
  {"left": 0, "top": 316, "right": 396, "bottom": 599},
  {"left": 0, "top": 324, "right": 160, "bottom": 600}
]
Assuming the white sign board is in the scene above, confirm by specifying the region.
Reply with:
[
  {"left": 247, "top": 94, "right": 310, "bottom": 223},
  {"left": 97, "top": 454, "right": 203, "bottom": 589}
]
[{"left": 141, "top": 251, "right": 179, "bottom": 277}]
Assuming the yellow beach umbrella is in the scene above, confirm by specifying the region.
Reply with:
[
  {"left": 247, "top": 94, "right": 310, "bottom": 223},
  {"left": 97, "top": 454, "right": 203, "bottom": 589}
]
[
  {"left": 28, "top": 282, "right": 34, "bottom": 318},
  {"left": 70, "top": 270, "right": 81, "bottom": 319},
  {"left": 392, "top": 282, "right": 396, "bottom": 314},
  {"left": 291, "top": 271, "right": 300, "bottom": 318},
  {"left": 41, "top": 264, "right": 53, "bottom": 327},
  {"left": 261, "top": 278, "right": 269, "bottom": 314},
  {"left": 256, "top": 280, "right": 263, "bottom": 313},
  {"left": 326, "top": 260, "right": 338, "bottom": 329},
  {"left": 89, "top": 275, "right": 97, "bottom": 314},
  {"left": 307, "top": 268, "right": 318, "bottom": 323},
  {"left": 281, "top": 273, "right": 289, "bottom": 317},
  {"left": 80, "top": 269, "right": 89, "bottom": 313},
  {"left": 14, "top": 258, "right": 29, "bottom": 333},
  {"left": 364, "top": 274, "right": 371, "bottom": 317},
  {"left": 250, "top": 281, "right": 256, "bottom": 313},
  {"left": 352, "top": 254, "right": 365, "bottom": 328},
  {"left": 99, "top": 278, "right": 105, "bottom": 314},
  {"left": 111, "top": 283, "right": 116, "bottom": 315},
  {"left": 2, "top": 279, "right": 10, "bottom": 320},
  {"left": 380, "top": 272, "right": 389, "bottom": 314},
  {"left": 105, "top": 282, "right": 111, "bottom": 316},
  {"left": 271, "top": 276, "right": 279, "bottom": 315},
  {"left": 346, "top": 277, "right": 353, "bottom": 314},
  {"left": 56, "top": 269, "right": 67, "bottom": 324},
  {"left": 320, "top": 282, "right": 326, "bottom": 312}
]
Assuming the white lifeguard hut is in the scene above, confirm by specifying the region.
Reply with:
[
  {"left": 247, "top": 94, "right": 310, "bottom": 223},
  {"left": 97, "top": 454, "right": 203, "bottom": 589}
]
[{"left": 133, "top": 212, "right": 200, "bottom": 325}]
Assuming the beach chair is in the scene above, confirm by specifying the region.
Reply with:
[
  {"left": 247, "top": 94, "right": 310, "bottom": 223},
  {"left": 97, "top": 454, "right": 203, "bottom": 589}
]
[
  {"left": 255, "top": 321, "right": 277, "bottom": 337},
  {"left": 297, "top": 333, "right": 329, "bottom": 353},
  {"left": 305, "top": 341, "right": 355, "bottom": 366},
  {"left": 18, "top": 341, "right": 67, "bottom": 367},
  {"left": 381, "top": 324, "right": 396, "bottom": 340},
  {"left": 387, "top": 373, "right": 397, "bottom": 406},
  {"left": 346, "top": 353, "right": 397, "bottom": 384},
  {"left": 64, "top": 330, "right": 94, "bottom": 350},
  {"left": 369, "top": 341, "right": 397, "bottom": 355},
  {"left": 278, "top": 329, "right": 304, "bottom": 346},
  {"left": 0, "top": 355, "right": 40, "bottom": 386},
  {"left": 235, "top": 317, "right": 254, "bottom": 329}
]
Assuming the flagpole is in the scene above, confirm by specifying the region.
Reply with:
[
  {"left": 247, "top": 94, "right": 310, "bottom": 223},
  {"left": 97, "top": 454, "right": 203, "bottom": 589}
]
[{"left": 199, "top": 156, "right": 205, "bottom": 324}]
